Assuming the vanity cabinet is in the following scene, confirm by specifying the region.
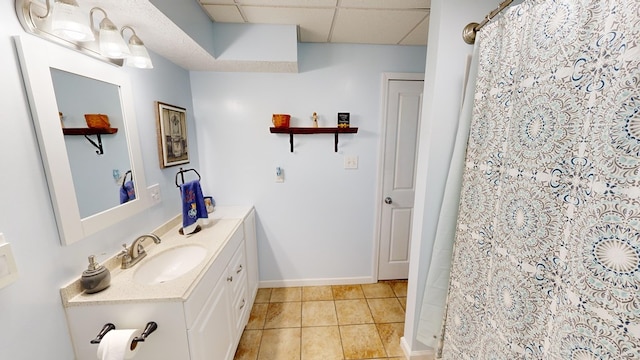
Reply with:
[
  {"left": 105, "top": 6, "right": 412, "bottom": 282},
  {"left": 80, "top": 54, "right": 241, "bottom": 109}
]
[
  {"left": 188, "top": 273, "right": 234, "bottom": 360},
  {"left": 62, "top": 207, "right": 257, "bottom": 360},
  {"left": 186, "top": 231, "right": 250, "bottom": 360}
]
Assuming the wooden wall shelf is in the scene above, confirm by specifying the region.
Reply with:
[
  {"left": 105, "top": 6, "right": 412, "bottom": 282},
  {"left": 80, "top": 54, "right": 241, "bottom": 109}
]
[
  {"left": 62, "top": 127, "right": 118, "bottom": 155},
  {"left": 269, "top": 127, "right": 358, "bottom": 152},
  {"left": 62, "top": 127, "right": 118, "bottom": 136}
]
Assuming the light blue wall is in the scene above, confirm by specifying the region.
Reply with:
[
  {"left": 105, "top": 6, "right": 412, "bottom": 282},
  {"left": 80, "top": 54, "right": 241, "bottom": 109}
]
[
  {"left": 0, "top": 2, "right": 198, "bottom": 358},
  {"left": 191, "top": 43, "right": 427, "bottom": 284},
  {"left": 212, "top": 22, "right": 298, "bottom": 62}
]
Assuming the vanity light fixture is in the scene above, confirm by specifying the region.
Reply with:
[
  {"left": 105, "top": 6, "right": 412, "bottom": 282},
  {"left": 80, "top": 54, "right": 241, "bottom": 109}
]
[
  {"left": 90, "top": 7, "right": 130, "bottom": 59},
  {"left": 49, "top": 0, "right": 94, "bottom": 42},
  {"left": 121, "top": 26, "right": 153, "bottom": 69},
  {"left": 15, "top": 0, "right": 152, "bottom": 69}
]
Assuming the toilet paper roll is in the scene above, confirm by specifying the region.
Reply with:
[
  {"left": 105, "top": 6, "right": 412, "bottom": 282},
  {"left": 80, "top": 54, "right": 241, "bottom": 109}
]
[{"left": 97, "top": 329, "right": 140, "bottom": 360}]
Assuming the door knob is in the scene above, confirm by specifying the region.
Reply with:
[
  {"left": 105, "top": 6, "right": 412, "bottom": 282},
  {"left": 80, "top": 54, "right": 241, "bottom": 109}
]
[{"left": 384, "top": 197, "right": 393, "bottom": 204}]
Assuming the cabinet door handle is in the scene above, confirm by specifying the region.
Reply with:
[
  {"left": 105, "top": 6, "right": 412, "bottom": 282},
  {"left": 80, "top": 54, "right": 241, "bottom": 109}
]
[
  {"left": 227, "top": 276, "right": 233, "bottom": 282},
  {"left": 239, "top": 299, "right": 246, "bottom": 310},
  {"left": 236, "top": 265, "right": 243, "bottom": 274}
]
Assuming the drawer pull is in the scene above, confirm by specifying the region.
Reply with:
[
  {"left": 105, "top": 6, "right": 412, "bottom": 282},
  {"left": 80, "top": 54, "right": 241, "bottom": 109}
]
[
  {"left": 236, "top": 265, "right": 243, "bottom": 274},
  {"left": 227, "top": 276, "right": 233, "bottom": 282},
  {"left": 239, "top": 299, "right": 246, "bottom": 310}
]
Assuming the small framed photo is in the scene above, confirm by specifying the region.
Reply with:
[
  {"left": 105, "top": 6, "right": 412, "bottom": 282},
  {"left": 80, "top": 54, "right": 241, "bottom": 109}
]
[
  {"left": 156, "top": 101, "right": 190, "bottom": 168},
  {"left": 204, "top": 196, "right": 215, "bottom": 213},
  {"left": 338, "top": 112, "right": 350, "bottom": 128}
]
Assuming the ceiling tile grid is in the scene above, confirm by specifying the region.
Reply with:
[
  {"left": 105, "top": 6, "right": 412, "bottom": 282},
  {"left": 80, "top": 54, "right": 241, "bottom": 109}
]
[{"left": 199, "top": 0, "right": 430, "bottom": 45}]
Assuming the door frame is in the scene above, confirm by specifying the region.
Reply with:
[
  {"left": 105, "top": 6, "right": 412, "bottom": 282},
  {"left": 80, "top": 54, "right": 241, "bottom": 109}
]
[{"left": 372, "top": 72, "right": 425, "bottom": 282}]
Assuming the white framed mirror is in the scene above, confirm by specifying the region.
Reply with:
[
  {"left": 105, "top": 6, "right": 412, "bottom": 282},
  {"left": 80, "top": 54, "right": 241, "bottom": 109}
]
[{"left": 15, "top": 35, "right": 150, "bottom": 245}]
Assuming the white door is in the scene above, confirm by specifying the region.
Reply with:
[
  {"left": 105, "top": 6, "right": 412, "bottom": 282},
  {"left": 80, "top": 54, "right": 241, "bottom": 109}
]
[{"left": 378, "top": 78, "right": 424, "bottom": 280}]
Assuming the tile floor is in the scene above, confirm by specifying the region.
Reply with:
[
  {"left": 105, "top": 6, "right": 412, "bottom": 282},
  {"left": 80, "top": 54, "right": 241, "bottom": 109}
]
[{"left": 234, "top": 281, "right": 408, "bottom": 360}]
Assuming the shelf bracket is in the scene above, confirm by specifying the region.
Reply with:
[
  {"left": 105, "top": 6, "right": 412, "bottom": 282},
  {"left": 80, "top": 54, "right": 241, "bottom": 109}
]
[
  {"left": 83, "top": 134, "right": 104, "bottom": 155},
  {"left": 289, "top": 133, "right": 294, "bottom": 153}
]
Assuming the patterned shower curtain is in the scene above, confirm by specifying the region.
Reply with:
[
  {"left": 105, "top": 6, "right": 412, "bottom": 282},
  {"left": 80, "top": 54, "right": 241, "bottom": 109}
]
[{"left": 441, "top": 0, "right": 640, "bottom": 358}]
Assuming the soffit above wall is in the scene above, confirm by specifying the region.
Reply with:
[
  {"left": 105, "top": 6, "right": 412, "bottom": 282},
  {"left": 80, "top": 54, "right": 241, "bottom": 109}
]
[{"left": 199, "top": 0, "right": 431, "bottom": 45}]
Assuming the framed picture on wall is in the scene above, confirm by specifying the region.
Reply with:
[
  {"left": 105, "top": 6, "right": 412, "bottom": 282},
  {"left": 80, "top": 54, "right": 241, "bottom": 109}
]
[{"left": 156, "top": 101, "right": 190, "bottom": 168}]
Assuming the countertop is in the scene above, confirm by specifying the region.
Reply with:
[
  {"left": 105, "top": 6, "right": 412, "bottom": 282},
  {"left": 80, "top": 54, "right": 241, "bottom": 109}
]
[{"left": 60, "top": 206, "right": 252, "bottom": 307}]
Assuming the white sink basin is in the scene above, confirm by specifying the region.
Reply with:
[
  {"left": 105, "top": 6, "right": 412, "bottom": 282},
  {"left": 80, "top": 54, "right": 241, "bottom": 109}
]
[{"left": 133, "top": 245, "right": 207, "bottom": 285}]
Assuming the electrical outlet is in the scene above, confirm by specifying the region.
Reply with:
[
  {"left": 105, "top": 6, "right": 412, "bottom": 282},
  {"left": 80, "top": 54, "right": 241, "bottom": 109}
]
[
  {"left": 344, "top": 155, "right": 358, "bottom": 169},
  {"left": 148, "top": 184, "right": 161, "bottom": 205}
]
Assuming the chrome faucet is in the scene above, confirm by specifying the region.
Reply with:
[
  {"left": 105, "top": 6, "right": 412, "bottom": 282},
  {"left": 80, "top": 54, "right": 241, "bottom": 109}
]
[{"left": 119, "top": 234, "right": 162, "bottom": 269}]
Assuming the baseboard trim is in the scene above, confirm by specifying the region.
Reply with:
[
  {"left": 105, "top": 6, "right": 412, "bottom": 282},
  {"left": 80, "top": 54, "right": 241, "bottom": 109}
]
[
  {"left": 258, "top": 276, "right": 375, "bottom": 288},
  {"left": 400, "top": 337, "right": 435, "bottom": 360}
]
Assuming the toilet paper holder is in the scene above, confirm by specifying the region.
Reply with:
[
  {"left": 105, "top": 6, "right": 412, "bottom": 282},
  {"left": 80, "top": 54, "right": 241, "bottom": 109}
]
[{"left": 90, "top": 322, "right": 158, "bottom": 346}]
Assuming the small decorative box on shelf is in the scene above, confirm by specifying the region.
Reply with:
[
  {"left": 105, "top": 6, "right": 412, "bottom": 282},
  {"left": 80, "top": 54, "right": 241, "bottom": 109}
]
[{"left": 269, "top": 127, "right": 358, "bottom": 152}]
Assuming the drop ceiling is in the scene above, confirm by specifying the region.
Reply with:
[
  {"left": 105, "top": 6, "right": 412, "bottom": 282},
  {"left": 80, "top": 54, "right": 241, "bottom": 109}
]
[{"left": 199, "top": 0, "right": 431, "bottom": 45}]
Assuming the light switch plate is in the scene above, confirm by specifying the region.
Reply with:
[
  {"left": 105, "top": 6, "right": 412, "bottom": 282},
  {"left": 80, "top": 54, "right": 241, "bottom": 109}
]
[
  {"left": 344, "top": 155, "right": 358, "bottom": 169},
  {"left": 148, "top": 184, "right": 161, "bottom": 206},
  {"left": 0, "top": 233, "right": 18, "bottom": 289}
]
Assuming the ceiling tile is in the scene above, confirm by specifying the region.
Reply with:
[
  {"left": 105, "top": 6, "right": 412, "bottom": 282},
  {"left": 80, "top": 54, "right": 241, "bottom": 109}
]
[
  {"left": 331, "top": 8, "right": 428, "bottom": 45},
  {"left": 236, "top": 0, "right": 337, "bottom": 7},
  {"left": 242, "top": 6, "right": 336, "bottom": 42},
  {"left": 202, "top": 4, "right": 245, "bottom": 22},
  {"left": 400, "top": 16, "right": 429, "bottom": 45},
  {"left": 340, "top": 0, "right": 430, "bottom": 9}
]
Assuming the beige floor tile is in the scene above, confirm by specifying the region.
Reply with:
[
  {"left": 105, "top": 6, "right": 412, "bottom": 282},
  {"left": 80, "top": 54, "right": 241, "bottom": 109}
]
[
  {"left": 302, "top": 285, "right": 334, "bottom": 301},
  {"left": 246, "top": 303, "right": 268, "bottom": 329},
  {"left": 258, "top": 328, "right": 301, "bottom": 360},
  {"left": 301, "top": 326, "right": 343, "bottom": 360},
  {"left": 264, "top": 302, "right": 302, "bottom": 328},
  {"left": 302, "top": 301, "right": 338, "bottom": 327},
  {"left": 255, "top": 288, "right": 272, "bottom": 303},
  {"left": 368, "top": 298, "right": 406, "bottom": 323},
  {"left": 377, "top": 323, "right": 405, "bottom": 357},
  {"left": 339, "top": 324, "right": 386, "bottom": 359},
  {"left": 389, "top": 281, "right": 408, "bottom": 297},
  {"left": 270, "top": 287, "right": 302, "bottom": 302},
  {"left": 332, "top": 285, "right": 364, "bottom": 300},
  {"left": 361, "top": 283, "right": 395, "bottom": 298},
  {"left": 335, "top": 299, "right": 373, "bottom": 325},
  {"left": 398, "top": 297, "right": 407, "bottom": 310},
  {"left": 234, "top": 329, "right": 262, "bottom": 360}
]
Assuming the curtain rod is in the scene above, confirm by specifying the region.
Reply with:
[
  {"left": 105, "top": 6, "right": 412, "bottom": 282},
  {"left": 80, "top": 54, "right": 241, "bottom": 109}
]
[{"left": 462, "top": 0, "right": 514, "bottom": 44}]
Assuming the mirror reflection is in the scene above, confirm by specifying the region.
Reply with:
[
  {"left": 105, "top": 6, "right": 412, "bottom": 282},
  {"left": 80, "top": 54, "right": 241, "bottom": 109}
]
[{"left": 50, "top": 68, "right": 134, "bottom": 218}]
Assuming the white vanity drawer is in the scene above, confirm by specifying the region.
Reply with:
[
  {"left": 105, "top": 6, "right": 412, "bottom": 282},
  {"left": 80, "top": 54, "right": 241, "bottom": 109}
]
[{"left": 227, "top": 241, "right": 247, "bottom": 298}]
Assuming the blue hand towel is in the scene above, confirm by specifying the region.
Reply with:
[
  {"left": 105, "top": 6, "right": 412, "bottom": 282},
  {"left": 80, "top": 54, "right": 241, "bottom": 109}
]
[
  {"left": 119, "top": 181, "right": 136, "bottom": 204},
  {"left": 180, "top": 180, "right": 208, "bottom": 234}
]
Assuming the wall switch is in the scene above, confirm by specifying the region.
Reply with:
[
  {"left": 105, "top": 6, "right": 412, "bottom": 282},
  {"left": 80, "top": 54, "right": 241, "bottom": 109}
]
[
  {"left": 0, "top": 233, "right": 18, "bottom": 289},
  {"left": 344, "top": 155, "right": 358, "bottom": 169},
  {"left": 148, "top": 184, "right": 162, "bottom": 205},
  {"left": 275, "top": 167, "right": 285, "bottom": 183}
]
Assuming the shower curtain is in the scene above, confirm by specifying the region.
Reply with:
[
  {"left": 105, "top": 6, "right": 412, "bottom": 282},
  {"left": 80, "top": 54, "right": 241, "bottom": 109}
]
[{"left": 430, "top": 0, "right": 640, "bottom": 358}]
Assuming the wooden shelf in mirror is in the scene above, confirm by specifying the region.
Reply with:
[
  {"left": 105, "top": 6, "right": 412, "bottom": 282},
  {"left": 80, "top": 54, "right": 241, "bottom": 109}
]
[
  {"left": 269, "top": 127, "right": 358, "bottom": 152},
  {"left": 62, "top": 127, "right": 118, "bottom": 135},
  {"left": 62, "top": 127, "right": 118, "bottom": 155}
]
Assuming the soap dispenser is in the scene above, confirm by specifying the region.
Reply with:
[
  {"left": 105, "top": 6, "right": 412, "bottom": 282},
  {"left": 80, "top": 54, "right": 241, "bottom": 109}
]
[{"left": 81, "top": 255, "right": 111, "bottom": 294}]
